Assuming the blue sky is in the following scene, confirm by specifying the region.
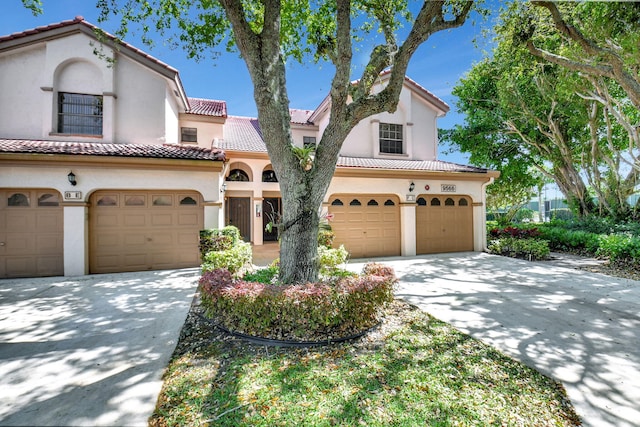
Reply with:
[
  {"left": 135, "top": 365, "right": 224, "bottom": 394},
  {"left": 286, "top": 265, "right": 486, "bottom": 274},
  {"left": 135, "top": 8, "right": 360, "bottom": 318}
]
[{"left": 2, "top": 0, "right": 498, "bottom": 164}]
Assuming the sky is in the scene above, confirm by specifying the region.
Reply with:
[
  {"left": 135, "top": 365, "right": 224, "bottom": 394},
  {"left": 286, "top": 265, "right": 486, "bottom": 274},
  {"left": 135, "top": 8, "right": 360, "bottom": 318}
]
[{"left": 1, "top": 0, "right": 499, "bottom": 164}]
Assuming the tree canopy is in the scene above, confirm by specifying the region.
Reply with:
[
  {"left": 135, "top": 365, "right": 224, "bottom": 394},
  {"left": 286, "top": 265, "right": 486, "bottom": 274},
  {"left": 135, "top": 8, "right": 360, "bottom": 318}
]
[{"left": 444, "top": 1, "right": 640, "bottom": 220}]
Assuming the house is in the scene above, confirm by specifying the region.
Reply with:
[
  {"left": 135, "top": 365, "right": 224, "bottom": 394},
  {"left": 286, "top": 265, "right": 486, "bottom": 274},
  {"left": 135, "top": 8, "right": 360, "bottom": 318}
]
[
  {"left": 0, "top": 17, "right": 498, "bottom": 279},
  {"left": 218, "top": 72, "right": 499, "bottom": 258}
]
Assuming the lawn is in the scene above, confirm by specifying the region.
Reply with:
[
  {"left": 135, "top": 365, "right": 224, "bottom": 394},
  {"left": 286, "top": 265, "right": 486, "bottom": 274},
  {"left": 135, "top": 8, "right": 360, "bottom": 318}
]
[{"left": 150, "top": 299, "right": 580, "bottom": 426}]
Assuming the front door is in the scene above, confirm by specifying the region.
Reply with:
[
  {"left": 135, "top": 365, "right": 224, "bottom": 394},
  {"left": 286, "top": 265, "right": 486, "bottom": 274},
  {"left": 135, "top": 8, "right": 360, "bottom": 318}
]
[
  {"left": 262, "top": 197, "right": 282, "bottom": 242},
  {"left": 227, "top": 197, "right": 251, "bottom": 242}
]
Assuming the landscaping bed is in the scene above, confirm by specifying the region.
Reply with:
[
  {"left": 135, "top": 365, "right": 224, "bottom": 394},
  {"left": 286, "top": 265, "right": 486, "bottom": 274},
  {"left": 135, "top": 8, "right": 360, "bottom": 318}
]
[{"left": 150, "top": 298, "right": 580, "bottom": 427}]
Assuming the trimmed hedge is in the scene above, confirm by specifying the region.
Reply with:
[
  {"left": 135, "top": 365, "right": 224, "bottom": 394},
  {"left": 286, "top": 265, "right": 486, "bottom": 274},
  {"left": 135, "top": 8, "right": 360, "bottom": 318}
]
[
  {"left": 198, "top": 262, "right": 397, "bottom": 341},
  {"left": 487, "top": 237, "right": 550, "bottom": 261},
  {"left": 200, "top": 226, "right": 252, "bottom": 275}
]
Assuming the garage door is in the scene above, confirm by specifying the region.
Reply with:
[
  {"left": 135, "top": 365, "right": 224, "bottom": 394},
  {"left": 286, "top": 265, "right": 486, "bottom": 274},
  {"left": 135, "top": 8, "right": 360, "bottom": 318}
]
[
  {"left": 416, "top": 195, "right": 473, "bottom": 254},
  {"left": 90, "top": 190, "right": 203, "bottom": 274},
  {"left": 328, "top": 194, "right": 400, "bottom": 258},
  {"left": 0, "top": 189, "right": 64, "bottom": 278}
]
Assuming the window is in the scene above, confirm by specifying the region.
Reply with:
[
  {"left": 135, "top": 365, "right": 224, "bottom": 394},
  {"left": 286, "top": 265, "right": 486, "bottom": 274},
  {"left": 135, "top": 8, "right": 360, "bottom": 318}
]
[
  {"left": 58, "top": 92, "right": 103, "bottom": 135},
  {"left": 331, "top": 199, "right": 343, "bottom": 206},
  {"left": 379, "top": 123, "right": 403, "bottom": 154},
  {"left": 303, "top": 136, "right": 316, "bottom": 149},
  {"left": 226, "top": 169, "right": 250, "bottom": 182},
  {"left": 8, "top": 193, "right": 29, "bottom": 207},
  {"left": 262, "top": 170, "right": 278, "bottom": 182},
  {"left": 181, "top": 127, "right": 197, "bottom": 143},
  {"left": 38, "top": 193, "right": 60, "bottom": 207}
]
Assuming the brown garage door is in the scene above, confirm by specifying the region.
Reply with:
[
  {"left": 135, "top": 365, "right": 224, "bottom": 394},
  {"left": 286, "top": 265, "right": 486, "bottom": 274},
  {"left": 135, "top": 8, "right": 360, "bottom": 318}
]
[
  {"left": 328, "top": 194, "right": 400, "bottom": 258},
  {"left": 416, "top": 195, "right": 473, "bottom": 254},
  {"left": 0, "top": 189, "right": 63, "bottom": 278},
  {"left": 90, "top": 190, "right": 203, "bottom": 274}
]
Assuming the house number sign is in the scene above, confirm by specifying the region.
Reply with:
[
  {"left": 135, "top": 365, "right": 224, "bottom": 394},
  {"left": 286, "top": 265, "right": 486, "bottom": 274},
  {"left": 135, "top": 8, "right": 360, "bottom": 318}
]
[{"left": 441, "top": 184, "right": 456, "bottom": 193}]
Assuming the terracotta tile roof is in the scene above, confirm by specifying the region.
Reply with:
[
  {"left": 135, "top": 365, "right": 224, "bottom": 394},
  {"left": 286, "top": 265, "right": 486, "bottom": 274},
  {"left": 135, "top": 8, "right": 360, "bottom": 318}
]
[
  {"left": 187, "top": 98, "right": 227, "bottom": 117},
  {"left": 0, "top": 16, "right": 179, "bottom": 75},
  {"left": 217, "top": 116, "right": 266, "bottom": 152},
  {"left": 0, "top": 139, "right": 225, "bottom": 161},
  {"left": 337, "top": 156, "right": 488, "bottom": 173},
  {"left": 289, "top": 109, "right": 314, "bottom": 125}
]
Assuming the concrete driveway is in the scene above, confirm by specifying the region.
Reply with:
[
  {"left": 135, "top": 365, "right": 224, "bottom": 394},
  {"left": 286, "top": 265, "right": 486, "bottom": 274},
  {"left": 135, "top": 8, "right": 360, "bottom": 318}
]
[
  {"left": 0, "top": 268, "right": 199, "bottom": 427},
  {"left": 351, "top": 252, "right": 640, "bottom": 427}
]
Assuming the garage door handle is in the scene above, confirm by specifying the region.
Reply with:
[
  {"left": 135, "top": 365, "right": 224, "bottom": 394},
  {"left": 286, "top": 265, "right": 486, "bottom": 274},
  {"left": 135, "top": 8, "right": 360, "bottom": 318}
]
[
  {"left": 0, "top": 242, "right": 4, "bottom": 246},
  {"left": 146, "top": 237, "right": 152, "bottom": 242}
]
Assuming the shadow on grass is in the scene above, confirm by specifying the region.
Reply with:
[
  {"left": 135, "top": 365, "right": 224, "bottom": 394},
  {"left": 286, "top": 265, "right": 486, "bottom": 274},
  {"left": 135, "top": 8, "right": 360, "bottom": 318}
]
[{"left": 150, "top": 299, "right": 580, "bottom": 426}]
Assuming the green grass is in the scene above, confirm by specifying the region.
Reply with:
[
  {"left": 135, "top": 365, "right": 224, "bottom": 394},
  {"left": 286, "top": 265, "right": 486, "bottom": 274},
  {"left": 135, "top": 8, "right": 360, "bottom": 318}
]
[{"left": 150, "top": 301, "right": 580, "bottom": 426}]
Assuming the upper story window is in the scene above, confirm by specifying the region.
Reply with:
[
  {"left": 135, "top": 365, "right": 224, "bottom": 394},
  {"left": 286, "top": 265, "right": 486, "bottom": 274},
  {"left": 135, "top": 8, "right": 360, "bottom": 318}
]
[
  {"left": 379, "top": 123, "right": 403, "bottom": 154},
  {"left": 58, "top": 92, "right": 103, "bottom": 135},
  {"left": 181, "top": 127, "right": 197, "bottom": 143},
  {"left": 303, "top": 136, "right": 316, "bottom": 149}
]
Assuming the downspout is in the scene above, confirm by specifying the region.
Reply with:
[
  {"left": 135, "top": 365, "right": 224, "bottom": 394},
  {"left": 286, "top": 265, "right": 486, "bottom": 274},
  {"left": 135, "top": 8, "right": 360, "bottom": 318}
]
[{"left": 480, "top": 176, "right": 496, "bottom": 252}]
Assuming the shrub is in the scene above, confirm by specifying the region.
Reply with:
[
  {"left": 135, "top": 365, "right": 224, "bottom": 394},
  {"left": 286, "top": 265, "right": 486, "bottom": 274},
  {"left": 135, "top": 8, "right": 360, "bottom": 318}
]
[
  {"left": 596, "top": 234, "right": 640, "bottom": 264},
  {"left": 198, "top": 263, "right": 396, "bottom": 341},
  {"left": 318, "top": 229, "right": 335, "bottom": 248},
  {"left": 318, "top": 245, "right": 349, "bottom": 276},
  {"left": 201, "top": 240, "right": 252, "bottom": 276},
  {"left": 488, "top": 226, "right": 540, "bottom": 240},
  {"left": 536, "top": 226, "right": 600, "bottom": 254},
  {"left": 243, "top": 265, "right": 279, "bottom": 284},
  {"left": 488, "top": 237, "right": 550, "bottom": 261},
  {"left": 199, "top": 226, "right": 242, "bottom": 260}
]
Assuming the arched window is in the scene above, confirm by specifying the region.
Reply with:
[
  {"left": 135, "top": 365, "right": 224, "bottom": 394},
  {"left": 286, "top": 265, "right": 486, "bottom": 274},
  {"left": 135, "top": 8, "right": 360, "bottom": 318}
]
[
  {"left": 350, "top": 199, "right": 362, "bottom": 206},
  {"left": 431, "top": 198, "right": 441, "bottom": 206},
  {"left": 367, "top": 199, "right": 379, "bottom": 206},
  {"left": 97, "top": 196, "right": 117, "bottom": 206},
  {"left": 459, "top": 198, "right": 469, "bottom": 206},
  {"left": 180, "top": 196, "right": 198, "bottom": 205},
  {"left": 226, "top": 169, "right": 250, "bottom": 182},
  {"left": 8, "top": 193, "right": 29, "bottom": 207},
  {"left": 445, "top": 198, "right": 455, "bottom": 206},
  {"left": 331, "top": 199, "right": 343, "bottom": 206},
  {"left": 384, "top": 200, "right": 395, "bottom": 206},
  {"left": 262, "top": 169, "right": 278, "bottom": 182},
  {"left": 38, "top": 193, "right": 60, "bottom": 207},
  {"left": 417, "top": 197, "right": 427, "bottom": 206}
]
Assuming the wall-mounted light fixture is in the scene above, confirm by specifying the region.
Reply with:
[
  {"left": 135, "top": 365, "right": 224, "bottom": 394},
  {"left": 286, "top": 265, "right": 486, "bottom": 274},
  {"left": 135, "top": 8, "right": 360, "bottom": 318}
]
[
  {"left": 220, "top": 183, "right": 227, "bottom": 193},
  {"left": 67, "top": 171, "right": 77, "bottom": 186},
  {"left": 409, "top": 182, "right": 415, "bottom": 193}
]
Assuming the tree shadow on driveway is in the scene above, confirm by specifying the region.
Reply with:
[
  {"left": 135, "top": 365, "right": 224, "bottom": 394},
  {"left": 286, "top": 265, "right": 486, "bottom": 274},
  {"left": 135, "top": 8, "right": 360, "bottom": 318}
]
[
  {"left": 0, "top": 268, "right": 199, "bottom": 427},
  {"left": 350, "top": 252, "right": 640, "bottom": 427}
]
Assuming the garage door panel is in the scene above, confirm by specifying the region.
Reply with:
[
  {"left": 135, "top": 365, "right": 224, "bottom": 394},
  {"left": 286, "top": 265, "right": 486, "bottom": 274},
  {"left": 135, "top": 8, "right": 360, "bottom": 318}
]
[
  {"left": 1, "top": 189, "right": 64, "bottom": 278},
  {"left": 151, "top": 213, "right": 173, "bottom": 226},
  {"left": 329, "top": 194, "right": 400, "bottom": 259},
  {"left": 90, "top": 190, "right": 203, "bottom": 274},
  {"left": 96, "top": 214, "right": 119, "bottom": 227},
  {"left": 416, "top": 195, "right": 473, "bottom": 254},
  {"left": 124, "top": 214, "right": 146, "bottom": 227}
]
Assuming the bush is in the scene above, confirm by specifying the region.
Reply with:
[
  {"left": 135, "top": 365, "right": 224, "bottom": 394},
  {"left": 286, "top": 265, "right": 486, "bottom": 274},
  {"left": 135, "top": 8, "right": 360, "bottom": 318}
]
[
  {"left": 243, "top": 265, "right": 279, "bottom": 284},
  {"left": 201, "top": 240, "right": 252, "bottom": 276},
  {"left": 318, "top": 229, "right": 335, "bottom": 248},
  {"left": 488, "top": 237, "right": 550, "bottom": 261},
  {"left": 536, "top": 226, "right": 600, "bottom": 254},
  {"left": 318, "top": 245, "right": 349, "bottom": 276},
  {"left": 596, "top": 234, "right": 640, "bottom": 264},
  {"left": 198, "top": 263, "right": 396, "bottom": 341},
  {"left": 488, "top": 226, "right": 540, "bottom": 239},
  {"left": 199, "top": 226, "right": 242, "bottom": 260}
]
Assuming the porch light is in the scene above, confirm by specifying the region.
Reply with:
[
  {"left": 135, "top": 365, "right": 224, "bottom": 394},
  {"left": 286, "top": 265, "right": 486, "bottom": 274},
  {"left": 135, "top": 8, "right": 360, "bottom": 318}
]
[
  {"left": 68, "top": 171, "right": 77, "bottom": 186},
  {"left": 409, "top": 182, "right": 415, "bottom": 192}
]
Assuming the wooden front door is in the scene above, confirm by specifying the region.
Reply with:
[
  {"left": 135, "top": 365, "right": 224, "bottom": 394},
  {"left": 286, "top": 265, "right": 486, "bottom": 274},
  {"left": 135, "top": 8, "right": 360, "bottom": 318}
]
[{"left": 227, "top": 197, "right": 251, "bottom": 242}]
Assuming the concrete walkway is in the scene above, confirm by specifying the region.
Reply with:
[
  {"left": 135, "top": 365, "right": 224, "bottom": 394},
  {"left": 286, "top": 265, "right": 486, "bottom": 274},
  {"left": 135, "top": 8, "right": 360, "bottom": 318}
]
[
  {"left": 0, "top": 268, "right": 199, "bottom": 426},
  {"left": 349, "top": 252, "right": 640, "bottom": 427}
]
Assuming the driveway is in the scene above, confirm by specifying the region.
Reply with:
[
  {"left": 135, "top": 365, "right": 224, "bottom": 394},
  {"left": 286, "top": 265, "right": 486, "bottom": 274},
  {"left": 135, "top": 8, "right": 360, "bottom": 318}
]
[
  {"left": 0, "top": 268, "right": 199, "bottom": 427},
  {"left": 350, "top": 252, "right": 640, "bottom": 427}
]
